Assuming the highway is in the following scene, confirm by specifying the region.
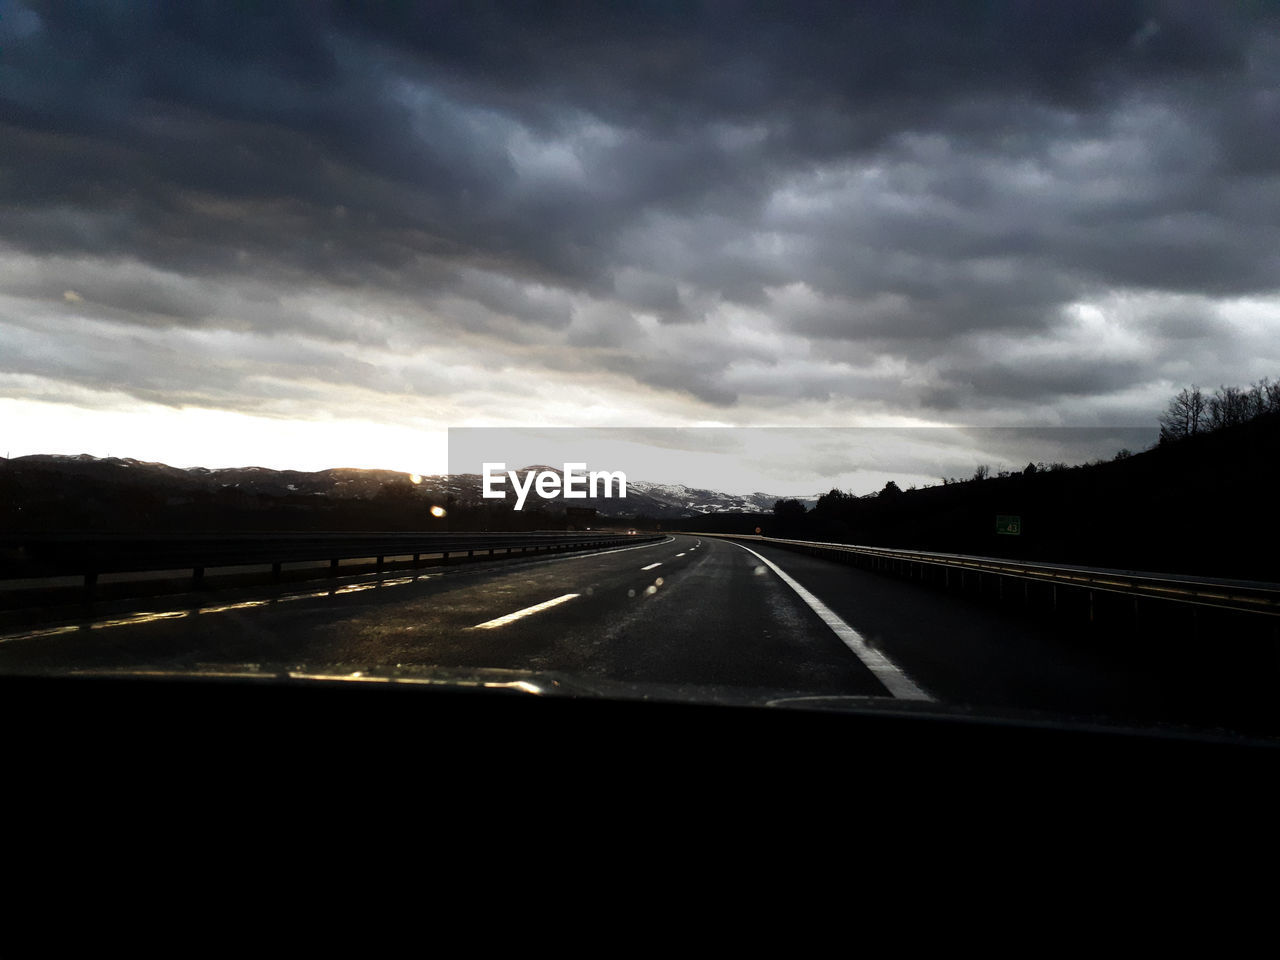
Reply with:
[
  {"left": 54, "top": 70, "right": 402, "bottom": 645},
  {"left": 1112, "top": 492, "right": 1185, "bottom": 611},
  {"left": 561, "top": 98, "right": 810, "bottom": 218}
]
[{"left": 4, "top": 531, "right": 1267, "bottom": 735}]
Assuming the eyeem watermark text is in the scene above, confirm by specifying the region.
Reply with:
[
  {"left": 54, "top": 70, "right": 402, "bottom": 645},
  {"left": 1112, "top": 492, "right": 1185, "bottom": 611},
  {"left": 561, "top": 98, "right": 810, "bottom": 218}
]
[{"left": 482, "top": 462, "right": 627, "bottom": 510}]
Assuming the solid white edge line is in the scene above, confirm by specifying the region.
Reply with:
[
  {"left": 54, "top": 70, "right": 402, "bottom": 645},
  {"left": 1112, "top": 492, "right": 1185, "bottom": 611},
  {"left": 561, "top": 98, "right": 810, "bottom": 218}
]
[
  {"left": 641, "top": 562, "right": 662, "bottom": 570},
  {"left": 472, "top": 593, "right": 580, "bottom": 629},
  {"left": 730, "top": 542, "right": 934, "bottom": 702}
]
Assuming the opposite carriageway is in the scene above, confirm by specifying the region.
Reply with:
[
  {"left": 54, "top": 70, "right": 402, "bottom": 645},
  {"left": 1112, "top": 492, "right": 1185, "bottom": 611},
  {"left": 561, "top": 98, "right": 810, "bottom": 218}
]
[{"left": 0, "top": 531, "right": 665, "bottom": 605}]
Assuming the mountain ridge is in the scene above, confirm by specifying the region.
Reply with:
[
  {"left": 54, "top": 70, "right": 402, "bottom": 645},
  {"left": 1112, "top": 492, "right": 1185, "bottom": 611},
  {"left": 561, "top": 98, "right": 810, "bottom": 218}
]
[{"left": 2, "top": 454, "right": 817, "bottom": 519}]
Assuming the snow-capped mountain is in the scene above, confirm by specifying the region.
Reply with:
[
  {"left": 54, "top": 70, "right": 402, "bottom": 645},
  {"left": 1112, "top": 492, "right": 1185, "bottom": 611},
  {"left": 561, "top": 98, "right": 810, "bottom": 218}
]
[{"left": 626, "top": 480, "right": 815, "bottom": 515}]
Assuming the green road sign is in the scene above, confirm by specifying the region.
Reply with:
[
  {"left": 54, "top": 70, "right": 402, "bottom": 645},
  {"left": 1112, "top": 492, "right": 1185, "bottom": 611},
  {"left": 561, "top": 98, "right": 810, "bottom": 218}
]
[{"left": 996, "top": 515, "right": 1021, "bottom": 535}]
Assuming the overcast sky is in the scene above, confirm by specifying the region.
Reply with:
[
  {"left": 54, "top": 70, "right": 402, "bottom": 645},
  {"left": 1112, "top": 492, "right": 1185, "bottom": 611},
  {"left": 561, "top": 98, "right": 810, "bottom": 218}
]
[{"left": 2, "top": 1, "right": 1277, "bottom": 491}]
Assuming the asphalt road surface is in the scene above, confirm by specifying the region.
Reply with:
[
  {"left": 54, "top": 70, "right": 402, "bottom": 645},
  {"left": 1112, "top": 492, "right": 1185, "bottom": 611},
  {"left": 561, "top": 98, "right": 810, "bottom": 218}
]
[{"left": 0, "top": 533, "right": 1271, "bottom": 732}]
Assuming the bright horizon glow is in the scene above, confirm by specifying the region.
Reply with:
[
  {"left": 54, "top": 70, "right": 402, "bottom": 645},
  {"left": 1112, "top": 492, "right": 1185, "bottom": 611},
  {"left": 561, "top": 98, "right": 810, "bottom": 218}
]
[{"left": 0, "top": 397, "right": 448, "bottom": 474}]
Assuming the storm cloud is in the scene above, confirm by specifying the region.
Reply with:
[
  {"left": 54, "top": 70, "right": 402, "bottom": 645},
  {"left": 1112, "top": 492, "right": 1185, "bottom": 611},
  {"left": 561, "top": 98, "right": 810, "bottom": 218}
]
[{"left": 2, "top": 1, "right": 1278, "bottom": 473}]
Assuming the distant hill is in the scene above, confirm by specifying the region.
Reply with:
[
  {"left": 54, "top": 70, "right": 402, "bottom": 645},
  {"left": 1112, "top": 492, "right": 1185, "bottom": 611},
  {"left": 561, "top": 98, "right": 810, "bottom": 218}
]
[{"left": 0, "top": 455, "right": 815, "bottom": 531}]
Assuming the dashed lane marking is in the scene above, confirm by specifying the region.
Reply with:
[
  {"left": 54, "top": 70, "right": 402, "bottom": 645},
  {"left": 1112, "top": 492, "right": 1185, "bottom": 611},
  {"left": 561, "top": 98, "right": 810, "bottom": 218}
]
[{"left": 472, "top": 593, "right": 581, "bottom": 629}]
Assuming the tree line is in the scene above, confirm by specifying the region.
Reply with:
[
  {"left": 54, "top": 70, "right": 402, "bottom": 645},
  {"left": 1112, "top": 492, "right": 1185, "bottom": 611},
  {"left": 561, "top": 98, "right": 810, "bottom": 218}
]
[{"left": 1158, "top": 377, "right": 1280, "bottom": 442}]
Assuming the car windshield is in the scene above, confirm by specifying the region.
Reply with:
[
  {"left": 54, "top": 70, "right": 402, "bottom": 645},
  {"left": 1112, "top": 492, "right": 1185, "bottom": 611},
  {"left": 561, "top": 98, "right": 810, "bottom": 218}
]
[{"left": 2, "top": 1, "right": 1278, "bottom": 745}]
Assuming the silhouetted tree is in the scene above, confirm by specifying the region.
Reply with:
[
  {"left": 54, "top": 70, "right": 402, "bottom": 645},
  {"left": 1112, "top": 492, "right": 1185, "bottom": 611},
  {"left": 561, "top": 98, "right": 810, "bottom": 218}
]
[
  {"left": 1206, "top": 384, "right": 1251, "bottom": 430},
  {"left": 773, "top": 498, "right": 807, "bottom": 518},
  {"left": 1254, "top": 377, "right": 1280, "bottom": 414},
  {"left": 1159, "top": 385, "right": 1206, "bottom": 441},
  {"left": 815, "top": 488, "right": 855, "bottom": 516}
]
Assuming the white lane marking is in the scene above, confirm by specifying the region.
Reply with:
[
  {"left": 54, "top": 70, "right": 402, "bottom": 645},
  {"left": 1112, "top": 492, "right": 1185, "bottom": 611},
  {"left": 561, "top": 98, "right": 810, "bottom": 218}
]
[
  {"left": 641, "top": 562, "right": 662, "bottom": 571},
  {"left": 675, "top": 553, "right": 686, "bottom": 557},
  {"left": 729, "top": 542, "right": 933, "bottom": 702},
  {"left": 472, "top": 593, "right": 580, "bottom": 629},
  {"left": 527, "top": 536, "right": 675, "bottom": 567}
]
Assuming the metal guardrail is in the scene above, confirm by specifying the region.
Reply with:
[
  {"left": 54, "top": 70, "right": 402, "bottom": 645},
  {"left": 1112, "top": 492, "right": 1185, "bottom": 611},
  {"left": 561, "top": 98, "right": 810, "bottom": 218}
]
[
  {"left": 695, "top": 533, "right": 1280, "bottom": 618},
  {"left": 0, "top": 531, "right": 663, "bottom": 595}
]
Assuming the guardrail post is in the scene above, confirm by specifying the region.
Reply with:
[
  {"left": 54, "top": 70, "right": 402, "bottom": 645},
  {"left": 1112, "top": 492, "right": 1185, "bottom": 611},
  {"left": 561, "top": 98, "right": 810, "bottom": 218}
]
[
  {"left": 330, "top": 559, "right": 339, "bottom": 575},
  {"left": 376, "top": 556, "right": 384, "bottom": 572},
  {"left": 272, "top": 562, "right": 282, "bottom": 581},
  {"left": 192, "top": 566, "right": 204, "bottom": 588},
  {"left": 84, "top": 571, "right": 97, "bottom": 602}
]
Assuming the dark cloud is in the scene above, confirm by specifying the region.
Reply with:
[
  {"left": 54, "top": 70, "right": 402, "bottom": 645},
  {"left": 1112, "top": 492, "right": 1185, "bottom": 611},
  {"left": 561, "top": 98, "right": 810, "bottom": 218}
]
[
  {"left": 2, "top": 1, "right": 1278, "bottom": 426},
  {"left": 947, "top": 357, "right": 1153, "bottom": 405}
]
